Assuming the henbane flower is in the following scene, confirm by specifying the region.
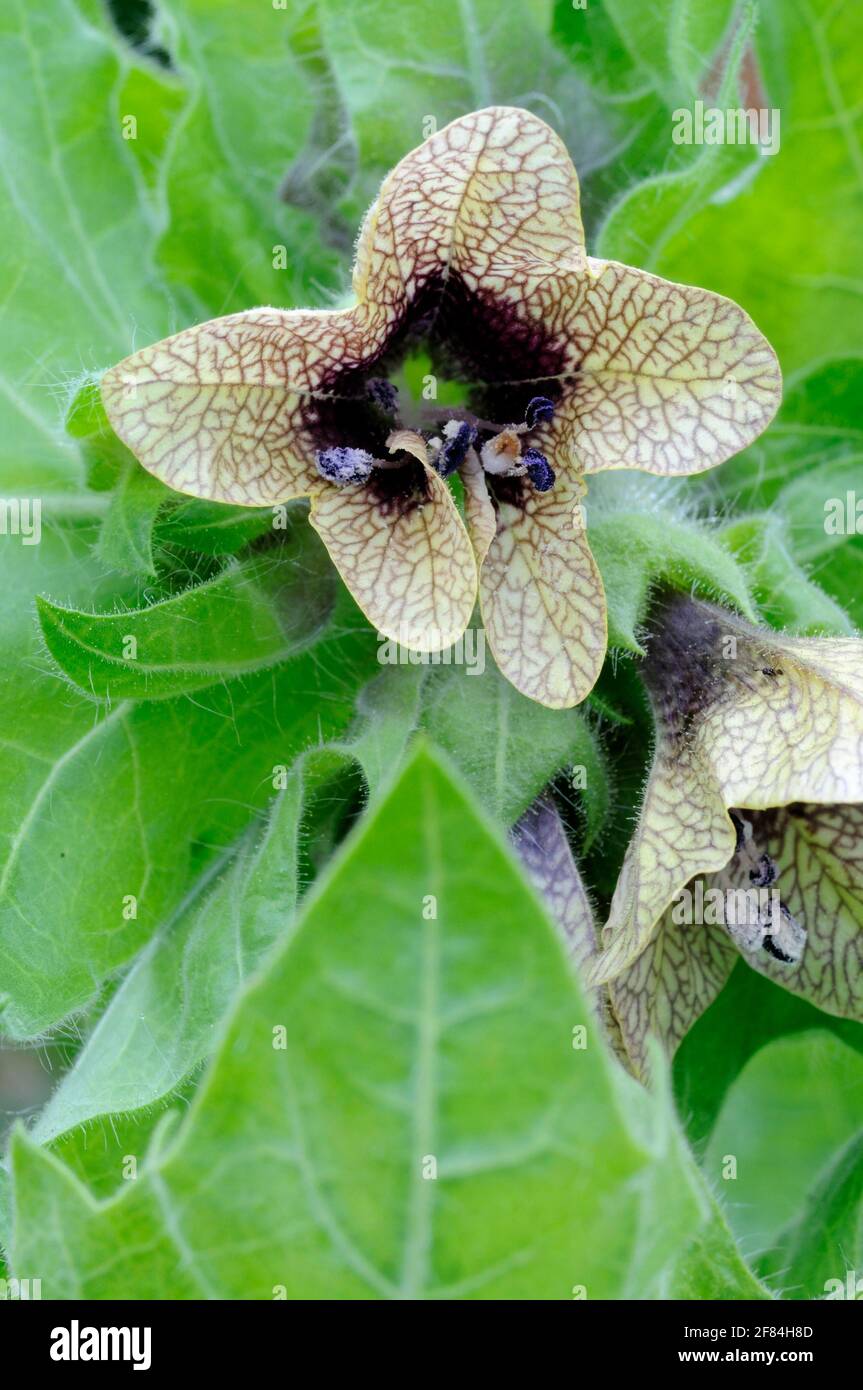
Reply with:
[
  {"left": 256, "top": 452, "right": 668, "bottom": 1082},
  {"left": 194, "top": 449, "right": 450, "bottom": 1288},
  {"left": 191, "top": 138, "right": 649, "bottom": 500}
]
[
  {"left": 101, "top": 108, "right": 781, "bottom": 708},
  {"left": 589, "top": 592, "right": 863, "bottom": 1078}
]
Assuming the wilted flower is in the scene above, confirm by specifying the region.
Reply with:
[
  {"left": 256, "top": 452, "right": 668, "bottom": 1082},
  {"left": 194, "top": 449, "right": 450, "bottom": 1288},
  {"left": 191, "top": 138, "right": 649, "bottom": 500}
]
[
  {"left": 102, "top": 108, "right": 780, "bottom": 708},
  {"left": 590, "top": 592, "right": 863, "bottom": 1077},
  {"left": 513, "top": 793, "right": 629, "bottom": 1065}
]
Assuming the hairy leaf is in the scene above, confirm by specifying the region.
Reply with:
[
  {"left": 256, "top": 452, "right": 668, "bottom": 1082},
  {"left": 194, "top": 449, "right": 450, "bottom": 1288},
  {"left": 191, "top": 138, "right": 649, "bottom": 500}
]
[
  {"left": 721, "top": 516, "right": 853, "bottom": 636},
  {"left": 767, "top": 1128, "right": 863, "bottom": 1300},
  {"left": 423, "top": 650, "right": 606, "bottom": 829},
  {"left": 156, "top": 497, "right": 273, "bottom": 556},
  {"left": 10, "top": 748, "right": 709, "bottom": 1299},
  {"left": 31, "top": 668, "right": 421, "bottom": 1148},
  {"left": 0, "top": 0, "right": 176, "bottom": 490},
  {"left": 588, "top": 504, "right": 756, "bottom": 653},
  {"left": 156, "top": 0, "right": 341, "bottom": 315},
  {"left": 703, "top": 1032, "right": 863, "bottom": 1266},
  {"left": 665, "top": 1195, "right": 772, "bottom": 1301},
  {"left": 0, "top": 527, "right": 376, "bottom": 1039},
  {"left": 600, "top": 0, "right": 863, "bottom": 379},
  {"left": 37, "top": 534, "right": 336, "bottom": 702}
]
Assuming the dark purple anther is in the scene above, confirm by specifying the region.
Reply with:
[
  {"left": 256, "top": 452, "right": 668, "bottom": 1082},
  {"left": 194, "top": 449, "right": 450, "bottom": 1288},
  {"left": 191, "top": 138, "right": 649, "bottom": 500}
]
[
  {"left": 315, "top": 446, "right": 375, "bottom": 485},
  {"left": 436, "top": 421, "right": 477, "bottom": 477},
  {"left": 524, "top": 396, "right": 555, "bottom": 430},
  {"left": 523, "top": 448, "right": 555, "bottom": 492},
  {"left": 366, "top": 379, "right": 399, "bottom": 413}
]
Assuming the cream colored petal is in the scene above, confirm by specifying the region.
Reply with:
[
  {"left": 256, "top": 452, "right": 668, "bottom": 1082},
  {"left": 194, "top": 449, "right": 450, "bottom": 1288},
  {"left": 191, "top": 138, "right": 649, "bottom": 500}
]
[
  {"left": 386, "top": 429, "right": 429, "bottom": 465},
  {"left": 309, "top": 467, "right": 476, "bottom": 652},
  {"left": 101, "top": 306, "right": 391, "bottom": 506},
  {"left": 478, "top": 471, "right": 606, "bottom": 709},
  {"left": 565, "top": 259, "right": 781, "bottom": 476},
  {"left": 460, "top": 450, "right": 496, "bottom": 570},
  {"left": 709, "top": 634, "right": 863, "bottom": 808},
  {"left": 607, "top": 886, "right": 736, "bottom": 1081},
  {"left": 722, "top": 805, "right": 863, "bottom": 1021},
  {"left": 592, "top": 596, "right": 863, "bottom": 984},
  {"left": 354, "top": 107, "right": 586, "bottom": 326},
  {"left": 591, "top": 745, "right": 737, "bottom": 983}
]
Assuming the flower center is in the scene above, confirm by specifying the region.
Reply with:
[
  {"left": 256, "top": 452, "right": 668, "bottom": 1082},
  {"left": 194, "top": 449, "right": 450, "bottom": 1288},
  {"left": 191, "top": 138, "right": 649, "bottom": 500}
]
[
  {"left": 315, "top": 390, "right": 557, "bottom": 495},
  {"left": 308, "top": 270, "right": 571, "bottom": 501}
]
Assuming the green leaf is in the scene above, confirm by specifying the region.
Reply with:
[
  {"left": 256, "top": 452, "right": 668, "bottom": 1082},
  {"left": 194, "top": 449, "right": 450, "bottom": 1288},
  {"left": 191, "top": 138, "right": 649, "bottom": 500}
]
[
  {"left": 582, "top": 0, "right": 741, "bottom": 107},
  {"left": 720, "top": 515, "right": 854, "bottom": 635},
  {"left": 116, "top": 51, "right": 186, "bottom": 193},
  {"left": 316, "top": 0, "right": 620, "bottom": 227},
  {"left": 10, "top": 747, "right": 709, "bottom": 1299},
  {"left": 30, "top": 772, "right": 307, "bottom": 1150},
  {"left": 667, "top": 1195, "right": 772, "bottom": 1300},
  {"left": 599, "top": 0, "right": 863, "bottom": 379},
  {"left": 553, "top": 0, "right": 656, "bottom": 101},
  {"left": 0, "top": 523, "right": 377, "bottom": 1039},
  {"left": 0, "top": 0, "right": 176, "bottom": 490},
  {"left": 343, "top": 667, "right": 423, "bottom": 802},
  {"left": 63, "top": 380, "right": 172, "bottom": 574},
  {"left": 553, "top": 0, "right": 750, "bottom": 235},
  {"left": 46, "top": 1099, "right": 191, "bottom": 1202},
  {"left": 154, "top": 0, "right": 342, "bottom": 315},
  {"left": 597, "top": 138, "right": 755, "bottom": 280},
  {"left": 94, "top": 458, "right": 169, "bottom": 577},
  {"left": 0, "top": 1165, "right": 10, "bottom": 1257},
  {"left": 673, "top": 960, "right": 863, "bottom": 1150},
  {"left": 423, "top": 660, "right": 606, "bottom": 833},
  {"left": 595, "top": 0, "right": 759, "bottom": 258},
  {"left": 30, "top": 668, "right": 422, "bottom": 1149},
  {"left": 703, "top": 1031, "right": 863, "bottom": 1263},
  {"left": 156, "top": 497, "right": 273, "bottom": 556},
  {"left": 771, "top": 455, "right": 863, "bottom": 627},
  {"left": 37, "top": 522, "right": 336, "bottom": 701},
  {"left": 587, "top": 504, "right": 755, "bottom": 653},
  {"left": 766, "top": 1128, "right": 863, "bottom": 1299},
  {"left": 65, "top": 378, "right": 111, "bottom": 443}
]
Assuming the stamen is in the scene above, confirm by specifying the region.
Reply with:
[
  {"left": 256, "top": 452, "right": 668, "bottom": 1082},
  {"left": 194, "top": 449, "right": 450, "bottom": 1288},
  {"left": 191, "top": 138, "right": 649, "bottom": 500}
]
[
  {"left": 726, "top": 810, "right": 807, "bottom": 965},
  {"left": 366, "top": 379, "right": 399, "bottom": 413},
  {"left": 435, "top": 420, "right": 477, "bottom": 477},
  {"left": 523, "top": 448, "right": 555, "bottom": 492},
  {"left": 316, "top": 446, "right": 375, "bottom": 485},
  {"left": 525, "top": 396, "right": 555, "bottom": 430},
  {"left": 480, "top": 429, "right": 522, "bottom": 475}
]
